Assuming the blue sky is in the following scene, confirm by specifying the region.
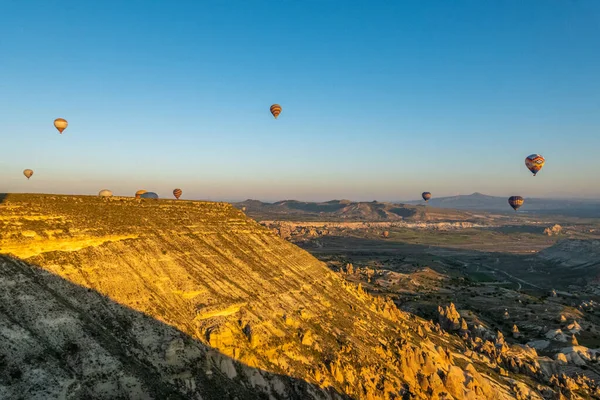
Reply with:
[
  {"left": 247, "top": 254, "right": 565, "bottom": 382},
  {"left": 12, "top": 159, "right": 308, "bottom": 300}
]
[{"left": 1, "top": 0, "right": 599, "bottom": 201}]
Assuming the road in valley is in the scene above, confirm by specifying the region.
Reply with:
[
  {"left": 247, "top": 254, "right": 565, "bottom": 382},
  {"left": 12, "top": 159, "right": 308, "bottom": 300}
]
[{"left": 478, "top": 263, "right": 543, "bottom": 289}]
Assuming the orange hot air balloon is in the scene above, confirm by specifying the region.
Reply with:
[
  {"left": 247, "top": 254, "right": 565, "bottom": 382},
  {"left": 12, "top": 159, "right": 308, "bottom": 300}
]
[
  {"left": 422, "top": 192, "right": 432, "bottom": 202},
  {"left": 525, "top": 154, "right": 545, "bottom": 176},
  {"left": 23, "top": 169, "right": 34, "bottom": 180},
  {"left": 173, "top": 188, "right": 182, "bottom": 199},
  {"left": 135, "top": 190, "right": 147, "bottom": 199},
  {"left": 270, "top": 104, "right": 282, "bottom": 119},
  {"left": 54, "top": 118, "right": 68, "bottom": 134},
  {"left": 508, "top": 196, "right": 524, "bottom": 211}
]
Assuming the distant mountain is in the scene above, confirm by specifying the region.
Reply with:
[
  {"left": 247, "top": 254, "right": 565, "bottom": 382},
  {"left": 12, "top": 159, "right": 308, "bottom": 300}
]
[
  {"left": 405, "top": 192, "right": 505, "bottom": 211},
  {"left": 404, "top": 193, "right": 600, "bottom": 217},
  {"left": 234, "top": 199, "right": 473, "bottom": 222}
]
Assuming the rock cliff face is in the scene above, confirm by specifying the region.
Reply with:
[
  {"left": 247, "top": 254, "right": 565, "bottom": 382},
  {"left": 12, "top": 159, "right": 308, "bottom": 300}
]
[{"left": 0, "top": 194, "right": 566, "bottom": 399}]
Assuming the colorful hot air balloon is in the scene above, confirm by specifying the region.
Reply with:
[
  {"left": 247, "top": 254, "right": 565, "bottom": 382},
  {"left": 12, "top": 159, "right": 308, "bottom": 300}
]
[
  {"left": 23, "top": 169, "right": 33, "bottom": 180},
  {"left": 135, "top": 190, "right": 147, "bottom": 199},
  {"left": 99, "top": 189, "right": 113, "bottom": 197},
  {"left": 54, "top": 118, "right": 68, "bottom": 134},
  {"left": 173, "top": 188, "right": 182, "bottom": 199},
  {"left": 525, "top": 154, "right": 545, "bottom": 176},
  {"left": 508, "top": 196, "right": 524, "bottom": 211},
  {"left": 270, "top": 104, "right": 282, "bottom": 119},
  {"left": 422, "top": 192, "right": 432, "bottom": 202},
  {"left": 140, "top": 192, "right": 159, "bottom": 199}
]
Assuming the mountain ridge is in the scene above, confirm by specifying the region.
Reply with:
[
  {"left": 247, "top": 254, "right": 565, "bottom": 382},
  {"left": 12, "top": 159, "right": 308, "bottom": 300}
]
[{"left": 234, "top": 198, "right": 475, "bottom": 222}]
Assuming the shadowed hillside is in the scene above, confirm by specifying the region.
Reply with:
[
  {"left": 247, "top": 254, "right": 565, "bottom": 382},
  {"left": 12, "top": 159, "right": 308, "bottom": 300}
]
[
  {"left": 535, "top": 239, "right": 600, "bottom": 286},
  {"left": 0, "top": 254, "right": 346, "bottom": 400},
  {"left": 0, "top": 194, "right": 585, "bottom": 399}
]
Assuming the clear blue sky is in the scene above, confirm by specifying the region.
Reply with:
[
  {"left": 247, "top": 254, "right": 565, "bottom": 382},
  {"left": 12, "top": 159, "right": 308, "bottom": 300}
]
[{"left": 1, "top": 0, "right": 599, "bottom": 201}]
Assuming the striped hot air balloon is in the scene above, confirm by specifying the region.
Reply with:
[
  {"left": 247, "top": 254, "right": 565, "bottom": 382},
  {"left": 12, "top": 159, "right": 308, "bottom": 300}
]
[
  {"left": 525, "top": 154, "right": 545, "bottom": 176},
  {"left": 422, "top": 192, "right": 432, "bottom": 202},
  {"left": 270, "top": 104, "right": 282, "bottom": 119},
  {"left": 54, "top": 118, "right": 68, "bottom": 134},
  {"left": 135, "top": 190, "right": 147, "bottom": 199},
  {"left": 508, "top": 196, "right": 524, "bottom": 211},
  {"left": 99, "top": 189, "right": 113, "bottom": 197},
  {"left": 23, "top": 169, "right": 33, "bottom": 180},
  {"left": 173, "top": 188, "right": 182, "bottom": 199}
]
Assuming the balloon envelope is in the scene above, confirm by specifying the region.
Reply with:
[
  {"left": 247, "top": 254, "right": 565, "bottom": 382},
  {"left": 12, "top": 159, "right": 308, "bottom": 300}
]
[
  {"left": 23, "top": 169, "right": 33, "bottom": 179},
  {"left": 99, "top": 189, "right": 113, "bottom": 197},
  {"left": 173, "top": 188, "right": 182, "bottom": 199},
  {"left": 508, "top": 196, "right": 524, "bottom": 211},
  {"left": 140, "top": 192, "right": 159, "bottom": 199},
  {"left": 54, "top": 118, "right": 68, "bottom": 134},
  {"left": 270, "top": 104, "right": 282, "bottom": 119},
  {"left": 525, "top": 154, "right": 545, "bottom": 176},
  {"left": 422, "top": 192, "right": 432, "bottom": 201},
  {"left": 135, "top": 190, "right": 147, "bottom": 198}
]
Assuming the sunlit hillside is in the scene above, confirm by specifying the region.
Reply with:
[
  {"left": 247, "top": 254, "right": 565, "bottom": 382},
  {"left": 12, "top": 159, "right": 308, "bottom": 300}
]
[{"left": 0, "top": 194, "right": 582, "bottom": 399}]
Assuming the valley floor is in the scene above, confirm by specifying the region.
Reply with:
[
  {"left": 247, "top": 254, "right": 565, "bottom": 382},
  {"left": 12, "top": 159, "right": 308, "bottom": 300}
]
[{"left": 264, "top": 217, "right": 600, "bottom": 396}]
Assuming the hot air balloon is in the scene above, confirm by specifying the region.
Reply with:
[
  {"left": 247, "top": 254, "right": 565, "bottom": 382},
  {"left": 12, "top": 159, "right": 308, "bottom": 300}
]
[
  {"left": 140, "top": 192, "right": 159, "bottom": 199},
  {"left": 23, "top": 169, "right": 33, "bottom": 180},
  {"left": 54, "top": 118, "right": 68, "bottom": 134},
  {"left": 508, "top": 196, "right": 524, "bottom": 211},
  {"left": 99, "top": 189, "right": 113, "bottom": 197},
  {"left": 270, "top": 104, "right": 282, "bottom": 119},
  {"left": 422, "top": 192, "right": 432, "bottom": 202},
  {"left": 173, "top": 188, "right": 182, "bottom": 199},
  {"left": 525, "top": 154, "right": 545, "bottom": 176},
  {"left": 135, "top": 190, "right": 147, "bottom": 199}
]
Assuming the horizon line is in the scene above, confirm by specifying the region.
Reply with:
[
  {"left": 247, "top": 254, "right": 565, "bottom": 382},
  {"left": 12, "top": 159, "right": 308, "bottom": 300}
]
[{"left": 3, "top": 191, "right": 600, "bottom": 204}]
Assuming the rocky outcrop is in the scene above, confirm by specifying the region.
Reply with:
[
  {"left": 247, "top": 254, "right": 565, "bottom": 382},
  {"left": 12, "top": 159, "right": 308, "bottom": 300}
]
[
  {"left": 566, "top": 321, "right": 582, "bottom": 334},
  {"left": 544, "top": 224, "right": 563, "bottom": 236},
  {"left": 512, "top": 324, "right": 522, "bottom": 339},
  {"left": 556, "top": 345, "right": 600, "bottom": 368},
  {"left": 438, "top": 302, "right": 462, "bottom": 331},
  {"left": 570, "top": 334, "right": 579, "bottom": 346},
  {"left": 546, "top": 329, "right": 569, "bottom": 342},
  {"left": 549, "top": 373, "right": 600, "bottom": 398}
]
